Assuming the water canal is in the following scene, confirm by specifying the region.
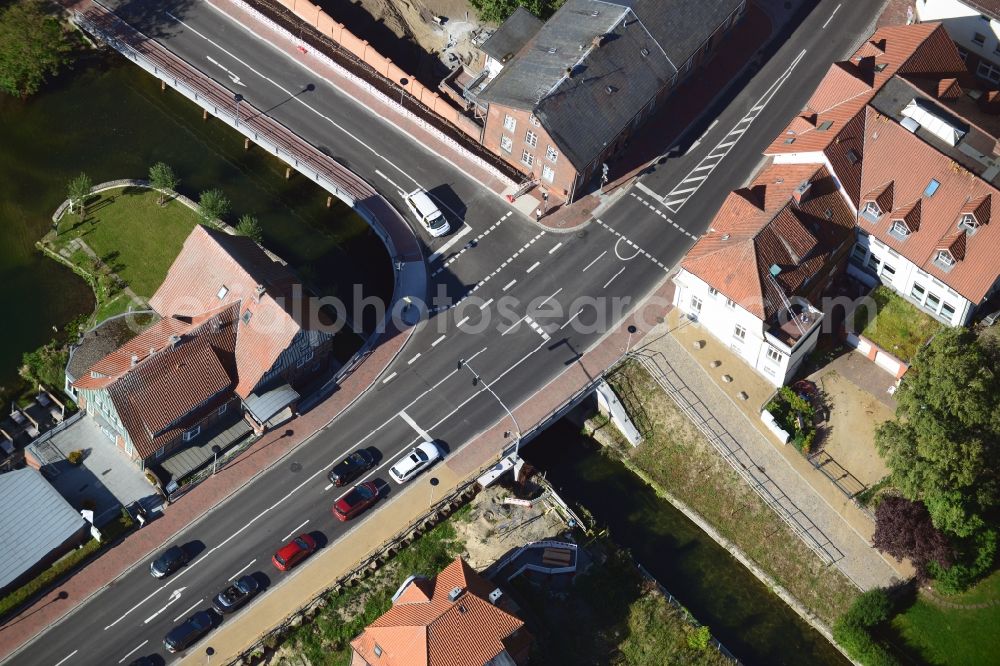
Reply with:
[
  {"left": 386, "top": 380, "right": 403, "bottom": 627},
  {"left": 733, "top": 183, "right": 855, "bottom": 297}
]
[
  {"left": 524, "top": 418, "right": 849, "bottom": 666},
  {"left": 0, "top": 51, "right": 392, "bottom": 397}
]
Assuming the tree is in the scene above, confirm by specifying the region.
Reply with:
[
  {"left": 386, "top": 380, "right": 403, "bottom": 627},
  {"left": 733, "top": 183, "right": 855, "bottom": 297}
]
[
  {"left": 0, "top": 0, "right": 74, "bottom": 98},
  {"left": 235, "top": 214, "right": 263, "bottom": 243},
  {"left": 873, "top": 496, "right": 952, "bottom": 581},
  {"left": 832, "top": 589, "right": 900, "bottom": 666},
  {"left": 468, "top": 0, "right": 564, "bottom": 24},
  {"left": 67, "top": 172, "right": 92, "bottom": 218},
  {"left": 197, "top": 188, "right": 230, "bottom": 226},
  {"left": 148, "top": 162, "right": 179, "bottom": 206},
  {"left": 875, "top": 327, "right": 1000, "bottom": 538}
]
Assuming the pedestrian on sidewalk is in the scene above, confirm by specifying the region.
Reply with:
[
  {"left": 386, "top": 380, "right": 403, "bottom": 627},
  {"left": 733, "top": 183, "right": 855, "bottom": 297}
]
[{"left": 535, "top": 209, "right": 542, "bottom": 222}]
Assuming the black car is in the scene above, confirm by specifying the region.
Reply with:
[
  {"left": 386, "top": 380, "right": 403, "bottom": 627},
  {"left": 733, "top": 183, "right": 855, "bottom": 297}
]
[
  {"left": 149, "top": 545, "right": 189, "bottom": 579},
  {"left": 128, "top": 658, "right": 158, "bottom": 666},
  {"left": 212, "top": 575, "right": 260, "bottom": 614},
  {"left": 163, "top": 610, "right": 213, "bottom": 653},
  {"left": 327, "top": 449, "right": 375, "bottom": 486}
]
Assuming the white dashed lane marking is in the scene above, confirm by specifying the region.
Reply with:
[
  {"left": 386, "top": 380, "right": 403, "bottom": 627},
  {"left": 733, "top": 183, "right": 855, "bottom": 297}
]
[{"left": 430, "top": 211, "right": 512, "bottom": 277}]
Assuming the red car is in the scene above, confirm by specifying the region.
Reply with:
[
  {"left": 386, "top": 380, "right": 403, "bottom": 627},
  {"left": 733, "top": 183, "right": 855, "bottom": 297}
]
[
  {"left": 333, "top": 482, "right": 380, "bottom": 521},
  {"left": 272, "top": 534, "right": 316, "bottom": 571}
]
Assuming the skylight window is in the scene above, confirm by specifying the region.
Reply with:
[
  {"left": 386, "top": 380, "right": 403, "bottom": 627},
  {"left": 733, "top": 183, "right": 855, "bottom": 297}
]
[
  {"left": 924, "top": 179, "right": 940, "bottom": 197},
  {"left": 242, "top": 310, "right": 253, "bottom": 324},
  {"left": 817, "top": 120, "right": 833, "bottom": 131},
  {"left": 217, "top": 285, "right": 229, "bottom": 299},
  {"left": 846, "top": 149, "right": 860, "bottom": 164}
]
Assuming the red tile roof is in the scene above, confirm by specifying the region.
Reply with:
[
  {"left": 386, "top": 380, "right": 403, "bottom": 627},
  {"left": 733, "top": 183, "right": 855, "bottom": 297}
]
[
  {"left": 149, "top": 226, "right": 305, "bottom": 398},
  {"left": 681, "top": 164, "right": 856, "bottom": 320},
  {"left": 826, "top": 106, "right": 1000, "bottom": 302},
  {"left": 351, "top": 558, "right": 526, "bottom": 666},
  {"left": 766, "top": 23, "right": 965, "bottom": 156},
  {"left": 107, "top": 303, "right": 240, "bottom": 459}
]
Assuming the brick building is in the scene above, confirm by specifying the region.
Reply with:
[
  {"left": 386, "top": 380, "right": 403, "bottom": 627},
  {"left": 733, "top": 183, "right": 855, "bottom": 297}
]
[{"left": 473, "top": 0, "right": 746, "bottom": 202}]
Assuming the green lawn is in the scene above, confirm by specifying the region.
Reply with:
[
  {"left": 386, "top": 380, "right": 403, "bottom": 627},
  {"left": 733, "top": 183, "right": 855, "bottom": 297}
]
[
  {"left": 852, "top": 286, "right": 943, "bottom": 362},
  {"left": 890, "top": 571, "right": 1000, "bottom": 666},
  {"left": 55, "top": 187, "right": 199, "bottom": 299}
]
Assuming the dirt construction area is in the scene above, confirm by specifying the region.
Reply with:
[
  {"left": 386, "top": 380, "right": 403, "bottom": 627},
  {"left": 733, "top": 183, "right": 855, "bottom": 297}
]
[{"left": 811, "top": 363, "right": 894, "bottom": 489}]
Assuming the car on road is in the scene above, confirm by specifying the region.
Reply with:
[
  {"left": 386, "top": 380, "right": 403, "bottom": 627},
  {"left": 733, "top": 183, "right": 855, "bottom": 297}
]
[
  {"left": 389, "top": 441, "right": 441, "bottom": 484},
  {"left": 163, "top": 610, "right": 213, "bottom": 653},
  {"left": 403, "top": 188, "right": 449, "bottom": 237},
  {"left": 333, "top": 482, "right": 381, "bottom": 521},
  {"left": 272, "top": 534, "right": 317, "bottom": 571},
  {"left": 149, "top": 545, "right": 189, "bottom": 578},
  {"left": 127, "top": 657, "right": 158, "bottom": 666},
  {"left": 327, "top": 449, "right": 376, "bottom": 487},
  {"left": 212, "top": 574, "right": 260, "bottom": 614}
]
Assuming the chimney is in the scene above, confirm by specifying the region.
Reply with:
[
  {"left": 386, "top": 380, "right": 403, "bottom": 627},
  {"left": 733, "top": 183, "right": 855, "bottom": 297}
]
[
  {"left": 448, "top": 586, "right": 464, "bottom": 602},
  {"left": 149, "top": 347, "right": 156, "bottom": 356},
  {"left": 168, "top": 335, "right": 181, "bottom": 348},
  {"left": 488, "top": 588, "right": 504, "bottom": 605},
  {"left": 130, "top": 353, "right": 139, "bottom": 367},
  {"left": 565, "top": 66, "right": 573, "bottom": 78},
  {"left": 254, "top": 283, "right": 265, "bottom": 303},
  {"left": 792, "top": 180, "right": 811, "bottom": 204},
  {"left": 592, "top": 34, "right": 605, "bottom": 49}
]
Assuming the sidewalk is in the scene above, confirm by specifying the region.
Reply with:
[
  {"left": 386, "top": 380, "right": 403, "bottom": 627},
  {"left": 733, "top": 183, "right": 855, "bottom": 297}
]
[{"left": 634, "top": 310, "right": 911, "bottom": 589}]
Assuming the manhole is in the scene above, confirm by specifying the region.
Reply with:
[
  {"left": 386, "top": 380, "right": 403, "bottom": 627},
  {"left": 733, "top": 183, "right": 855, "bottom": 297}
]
[
  {"left": 289, "top": 461, "right": 302, "bottom": 473},
  {"left": 576, "top": 229, "right": 588, "bottom": 239}
]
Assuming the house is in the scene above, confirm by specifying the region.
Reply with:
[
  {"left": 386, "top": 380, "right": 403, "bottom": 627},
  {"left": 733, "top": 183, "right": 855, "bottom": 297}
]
[
  {"left": 0, "top": 468, "right": 88, "bottom": 594},
  {"left": 672, "top": 163, "right": 857, "bottom": 386},
  {"left": 65, "top": 226, "right": 332, "bottom": 469},
  {"left": 766, "top": 22, "right": 1000, "bottom": 326},
  {"left": 350, "top": 557, "right": 531, "bottom": 666},
  {"left": 914, "top": 0, "right": 1000, "bottom": 84},
  {"left": 473, "top": 0, "right": 746, "bottom": 203}
]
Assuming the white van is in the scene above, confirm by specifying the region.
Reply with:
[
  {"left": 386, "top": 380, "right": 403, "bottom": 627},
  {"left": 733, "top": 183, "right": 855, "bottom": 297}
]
[{"left": 403, "top": 189, "right": 450, "bottom": 238}]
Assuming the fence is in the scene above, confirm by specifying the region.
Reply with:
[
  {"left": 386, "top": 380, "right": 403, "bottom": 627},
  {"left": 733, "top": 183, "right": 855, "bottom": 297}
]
[{"left": 630, "top": 350, "right": 852, "bottom": 578}]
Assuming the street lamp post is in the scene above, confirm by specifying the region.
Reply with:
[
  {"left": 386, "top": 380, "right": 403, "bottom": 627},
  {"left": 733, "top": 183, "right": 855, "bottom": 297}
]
[
  {"left": 458, "top": 359, "right": 522, "bottom": 454},
  {"left": 399, "top": 77, "right": 408, "bottom": 108},
  {"left": 234, "top": 93, "right": 243, "bottom": 128},
  {"left": 211, "top": 444, "right": 223, "bottom": 475},
  {"left": 619, "top": 324, "right": 638, "bottom": 365}
]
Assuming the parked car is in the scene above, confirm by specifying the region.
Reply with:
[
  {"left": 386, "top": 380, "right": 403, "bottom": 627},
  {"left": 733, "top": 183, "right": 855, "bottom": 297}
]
[
  {"left": 127, "top": 657, "right": 158, "bottom": 666},
  {"left": 389, "top": 441, "right": 441, "bottom": 484},
  {"left": 212, "top": 574, "right": 260, "bottom": 614},
  {"left": 327, "top": 449, "right": 376, "bottom": 487},
  {"left": 163, "top": 610, "right": 213, "bottom": 653},
  {"left": 333, "top": 482, "right": 381, "bottom": 521},
  {"left": 272, "top": 534, "right": 317, "bottom": 571},
  {"left": 403, "top": 189, "right": 450, "bottom": 237},
  {"left": 149, "top": 545, "right": 189, "bottom": 579}
]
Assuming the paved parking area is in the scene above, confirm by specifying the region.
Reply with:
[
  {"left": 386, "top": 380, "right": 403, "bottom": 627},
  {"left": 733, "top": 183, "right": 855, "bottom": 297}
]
[{"left": 43, "top": 417, "right": 158, "bottom": 524}]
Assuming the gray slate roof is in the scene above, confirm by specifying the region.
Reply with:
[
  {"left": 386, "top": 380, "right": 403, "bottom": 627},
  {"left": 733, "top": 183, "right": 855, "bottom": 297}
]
[
  {"left": 480, "top": 7, "right": 544, "bottom": 63},
  {"left": 0, "top": 468, "right": 86, "bottom": 589},
  {"left": 480, "top": 0, "right": 744, "bottom": 168},
  {"left": 66, "top": 313, "right": 156, "bottom": 383}
]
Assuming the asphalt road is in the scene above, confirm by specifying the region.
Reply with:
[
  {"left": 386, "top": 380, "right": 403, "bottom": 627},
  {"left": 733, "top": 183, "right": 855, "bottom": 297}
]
[{"left": 7, "top": 1, "right": 885, "bottom": 664}]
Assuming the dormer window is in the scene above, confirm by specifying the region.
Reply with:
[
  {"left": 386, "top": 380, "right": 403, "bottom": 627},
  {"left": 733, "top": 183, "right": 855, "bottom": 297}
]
[
  {"left": 890, "top": 220, "right": 910, "bottom": 238},
  {"left": 958, "top": 213, "right": 979, "bottom": 234},
  {"left": 934, "top": 249, "right": 956, "bottom": 268},
  {"left": 861, "top": 201, "right": 882, "bottom": 221}
]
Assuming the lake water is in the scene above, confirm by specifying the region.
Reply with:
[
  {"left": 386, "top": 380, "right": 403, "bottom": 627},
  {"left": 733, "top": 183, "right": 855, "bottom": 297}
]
[
  {"left": 0, "top": 51, "right": 392, "bottom": 397},
  {"left": 524, "top": 418, "right": 849, "bottom": 666}
]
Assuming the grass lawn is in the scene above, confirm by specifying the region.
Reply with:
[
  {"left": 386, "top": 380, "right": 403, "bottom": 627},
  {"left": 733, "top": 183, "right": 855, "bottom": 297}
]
[
  {"left": 889, "top": 571, "right": 1000, "bottom": 666},
  {"left": 55, "top": 187, "right": 199, "bottom": 299},
  {"left": 609, "top": 362, "right": 859, "bottom": 626},
  {"left": 511, "top": 543, "right": 733, "bottom": 665},
  {"left": 851, "top": 286, "right": 943, "bottom": 362}
]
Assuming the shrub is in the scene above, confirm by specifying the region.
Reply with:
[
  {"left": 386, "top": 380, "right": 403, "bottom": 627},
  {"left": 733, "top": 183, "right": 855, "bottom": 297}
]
[
  {"left": 687, "top": 625, "right": 711, "bottom": 650},
  {"left": 766, "top": 386, "right": 817, "bottom": 453},
  {"left": 0, "top": 539, "right": 101, "bottom": 620},
  {"left": 928, "top": 529, "right": 998, "bottom": 594},
  {"left": 67, "top": 450, "right": 84, "bottom": 466},
  {"left": 833, "top": 589, "right": 900, "bottom": 666}
]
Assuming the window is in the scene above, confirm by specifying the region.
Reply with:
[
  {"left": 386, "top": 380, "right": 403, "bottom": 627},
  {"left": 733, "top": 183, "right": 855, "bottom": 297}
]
[
  {"left": 861, "top": 201, "right": 882, "bottom": 221},
  {"left": 941, "top": 302, "right": 956, "bottom": 320},
  {"left": 726, "top": 298, "right": 736, "bottom": 309},
  {"left": 520, "top": 150, "right": 534, "bottom": 167},
  {"left": 880, "top": 263, "right": 896, "bottom": 278},
  {"left": 503, "top": 114, "right": 516, "bottom": 131},
  {"left": 374, "top": 644, "right": 383, "bottom": 658},
  {"left": 545, "top": 145, "right": 558, "bottom": 163},
  {"left": 217, "top": 403, "right": 227, "bottom": 416},
  {"left": 958, "top": 46, "right": 969, "bottom": 62},
  {"left": 500, "top": 135, "right": 512, "bottom": 153},
  {"left": 926, "top": 292, "right": 941, "bottom": 311},
  {"left": 690, "top": 296, "right": 703, "bottom": 312},
  {"left": 923, "top": 179, "right": 940, "bottom": 197},
  {"left": 934, "top": 249, "right": 955, "bottom": 268},
  {"left": 708, "top": 287, "right": 718, "bottom": 296},
  {"left": 959, "top": 214, "right": 979, "bottom": 233},
  {"left": 766, "top": 348, "right": 782, "bottom": 363},
  {"left": 973, "top": 32, "right": 986, "bottom": 46},
  {"left": 846, "top": 149, "right": 860, "bottom": 164},
  {"left": 734, "top": 325, "right": 746, "bottom": 341},
  {"left": 850, "top": 244, "right": 868, "bottom": 265},
  {"left": 183, "top": 426, "right": 201, "bottom": 442},
  {"left": 525, "top": 130, "right": 538, "bottom": 147},
  {"left": 890, "top": 220, "right": 910, "bottom": 238},
  {"left": 542, "top": 165, "right": 555, "bottom": 183},
  {"left": 529, "top": 114, "right": 540, "bottom": 127},
  {"left": 156, "top": 446, "right": 165, "bottom": 459},
  {"left": 817, "top": 120, "right": 833, "bottom": 131},
  {"left": 911, "top": 282, "right": 926, "bottom": 300},
  {"left": 977, "top": 59, "right": 1000, "bottom": 83},
  {"left": 217, "top": 285, "right": 229, "bottom": 299},
  {"left": 242, "top": 310, "right": 253, "bottom": 324}
]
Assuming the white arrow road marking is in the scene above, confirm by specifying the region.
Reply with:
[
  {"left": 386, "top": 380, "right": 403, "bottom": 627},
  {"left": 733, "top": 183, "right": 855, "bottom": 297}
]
[
  {"left": 206, "top": 54, "right": 246, "bottom": 87},
  {"left": 143, "top": 587, "right": 186, "bottom": 624}
]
